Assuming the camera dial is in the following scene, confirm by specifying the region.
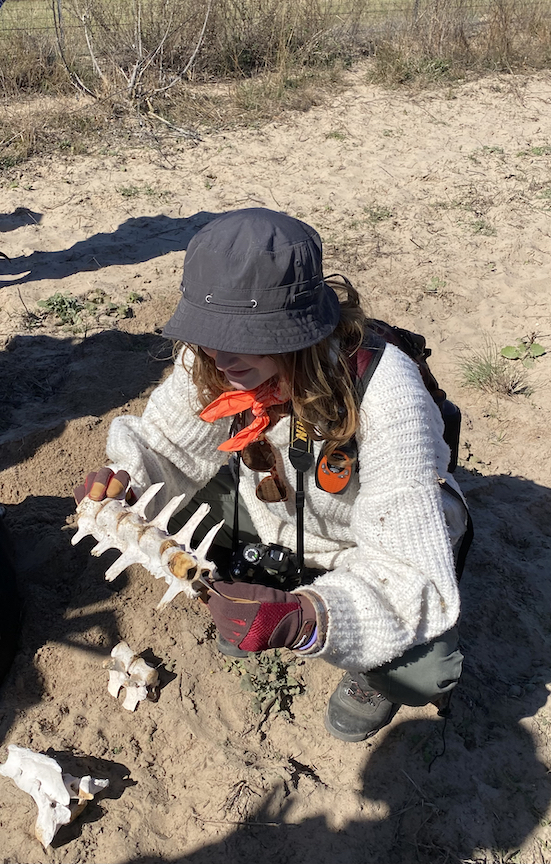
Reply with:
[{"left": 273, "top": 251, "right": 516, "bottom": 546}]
[{"left": 242, "top": 545, "right": 264, "bottom": 564}]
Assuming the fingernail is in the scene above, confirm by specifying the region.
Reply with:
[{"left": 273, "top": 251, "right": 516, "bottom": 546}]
[
  {"left": 88, "top": 467, "right": 114, "bottom": 500},
  {"left": 89, "top": 481, "right": 108, "bottom": 501},
  {"left": 106, "top": 478, "right": 125, "bottom": 499}
]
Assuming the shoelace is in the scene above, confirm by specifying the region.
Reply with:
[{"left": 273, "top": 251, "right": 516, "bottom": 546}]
[{"left": 345, "top": 681, "right": 387, "bottom": 705}]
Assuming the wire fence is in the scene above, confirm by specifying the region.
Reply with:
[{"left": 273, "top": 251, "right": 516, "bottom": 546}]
[
  {"left": 0, "top": 0, "right": 549, "bottom": 98},
  {"left": 0, "top": 0, "right": 424, "bottom": 83},
  {"left": 0, "top": 0, "right": 495, "bottom": 44}
]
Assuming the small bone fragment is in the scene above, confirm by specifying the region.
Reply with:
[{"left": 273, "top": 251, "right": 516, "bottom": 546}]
[
  {"left": 0, "top": 745, "right": 109, "bottom": 848},
  {"left": 72, "top": 484, "right": 223, "bottom": 607},
  {"left": 105, "top": 641, "right": 159, "bottom": 711}
]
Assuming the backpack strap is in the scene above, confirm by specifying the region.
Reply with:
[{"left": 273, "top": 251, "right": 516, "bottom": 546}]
[
  {"left": 439, "top": 480, "right": 474, "bottom": 581},
  {"left": 367, "top": 318, "right": 446, "bottom": 406}
]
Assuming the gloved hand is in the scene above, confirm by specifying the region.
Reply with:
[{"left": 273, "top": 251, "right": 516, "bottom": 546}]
[
  {"left": 73, "top": 467, "right": 136, "bottom": 505},
  {"left": 207, "top": 581, "right": 318, "bottom": 653}
]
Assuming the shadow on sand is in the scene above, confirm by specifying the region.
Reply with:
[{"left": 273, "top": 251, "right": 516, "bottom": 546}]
[{"left": 0, "top": 212, "right": 218, "bottom": 286}]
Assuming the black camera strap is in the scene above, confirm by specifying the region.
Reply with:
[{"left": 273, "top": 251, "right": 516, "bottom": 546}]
[
  {"left": 229, "top": 450, "right": 241, "bottom": 556},
  {"left": 289, "top": 415, "right": 315, "bottom": 573},
  {"left": 228, "top": 414, "right": 243, "bottom": 557}
]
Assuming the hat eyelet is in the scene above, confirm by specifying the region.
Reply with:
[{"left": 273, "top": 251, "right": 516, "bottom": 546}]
[
  {"left": 250, "top": 299, "right": 258, "bottom": 308},
  {"left": 205, "top": 294, "right": 212, "bottom": 303}
]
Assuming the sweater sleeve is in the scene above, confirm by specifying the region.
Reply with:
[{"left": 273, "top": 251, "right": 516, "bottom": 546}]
[
  {"left": 105, "top": 349, "right": 231, "bottom": 510},
  {"left": 299, "top": 345, "right": 462, "bottom": 672}
]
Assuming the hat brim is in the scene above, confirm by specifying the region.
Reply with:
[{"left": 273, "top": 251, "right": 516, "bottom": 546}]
[{"left": 162, "top": 288, "right": 340, "bottom": 354}]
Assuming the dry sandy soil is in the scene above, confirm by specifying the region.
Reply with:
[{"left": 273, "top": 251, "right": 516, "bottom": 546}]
[{"left": 0, "top": 66, "right": 550, "bottom": 864}]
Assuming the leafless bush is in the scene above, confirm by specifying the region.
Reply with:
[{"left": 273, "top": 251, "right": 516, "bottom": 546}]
[{"left": 60, "top": 0, "right": 370, "bottom": 101}]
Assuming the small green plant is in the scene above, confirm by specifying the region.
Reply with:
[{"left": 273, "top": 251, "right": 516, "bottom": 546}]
[
  {"left": 460, "top": 340, "right": 531, "bottom": 397},
  {"left": 36, "top": 287, "right": 143, "bottom": 330},
  {"left": 364, "top": 204, "right": 393, "bottom": 223},
  {"left": 37, "top": 292, "right": 84, "bottom": 326},
  {"left": 325, "top": 130, "right": 346, "bottom": 140},
  {"left": 117, "top": 185, "right": 143, "bottom": 198},
  {"left": 471, "top": 219, "right": 496, "bottom": 236},
  {"left": 501, "top": 336, "right": 546, "bottom": 368},
  {"left": 84, "top": 289, "right": 130, "bottom": 319},
  {"left": 517, "top": 145, "right": 551, "bottom": 157},
  {"left": 426, "top": 276, "right": 447, "bottom": 294},
  {"left": 117, "top": 185, "right": 169, "bottom": 199},
  {"left": 225, "top": 650, "right": 303, "bottom": 718}
]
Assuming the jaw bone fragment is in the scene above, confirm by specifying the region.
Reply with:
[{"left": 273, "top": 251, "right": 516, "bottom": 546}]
[
  {"left": 104, "top": 641, "right": 159, "bottom": 711},
  {"left": 0, "top": 745, "right": 109, "bottom": 849},
  {"left": 72, "top": 483, "right": 223, "bottom": 607}
]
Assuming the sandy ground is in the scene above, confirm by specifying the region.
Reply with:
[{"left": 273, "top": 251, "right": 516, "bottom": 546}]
[{"left": 0, "top": 66, "right": 550, "bottom": 864}]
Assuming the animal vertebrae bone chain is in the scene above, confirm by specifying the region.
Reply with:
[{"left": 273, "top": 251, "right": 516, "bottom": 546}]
[{"left": 72, "top": 483, "right": 223, "bottom": 607}]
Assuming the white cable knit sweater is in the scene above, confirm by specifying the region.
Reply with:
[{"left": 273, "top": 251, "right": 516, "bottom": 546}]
[{"left": 106, "top": 343, "right": 465, "bottom": 672}]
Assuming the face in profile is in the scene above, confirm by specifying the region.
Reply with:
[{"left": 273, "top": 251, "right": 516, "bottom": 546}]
[{"left": 200, "top": 348, "right": 279, "bottom": 391}]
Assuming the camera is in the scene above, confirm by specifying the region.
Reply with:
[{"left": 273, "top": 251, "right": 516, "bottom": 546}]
[{"left": 229, "top": 542, "right": 301, "bottom": 589}]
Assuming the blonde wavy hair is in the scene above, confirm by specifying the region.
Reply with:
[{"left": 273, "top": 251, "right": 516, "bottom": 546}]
[{"left": 180, "top": 277, "right": 367, "bottom": 456}]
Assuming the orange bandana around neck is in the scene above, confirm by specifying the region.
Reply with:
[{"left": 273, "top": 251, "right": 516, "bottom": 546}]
[{"left": 199, "top": 382, "right": 288, "bottom": 452}]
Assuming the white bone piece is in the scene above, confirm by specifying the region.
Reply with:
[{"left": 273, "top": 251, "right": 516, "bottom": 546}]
[
  {"left": 104, "top": 641, "right": 159, "bottom": 711},
  {"left": 0, "top": 745, "right": 109, "bottom": 848},
  {"left": 72, "top": 484, "right": 223, "bottom": 607}
]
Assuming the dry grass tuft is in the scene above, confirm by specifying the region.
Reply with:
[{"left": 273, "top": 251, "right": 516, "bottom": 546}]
[
  {"left": 0, "top": 98, "right": 121, "bottom": 171},
  {"left": 366, "top": 0, "right": 551, "bottom": 86},
  {"left": 459, "top": 339, "right": 532, "bottom": 397}
]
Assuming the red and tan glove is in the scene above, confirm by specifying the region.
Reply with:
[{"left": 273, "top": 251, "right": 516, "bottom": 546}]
[
  {"left": 207, "top": 581, "right": 318, "bottom": 653},
  {"left": 73, "top": 467, "right": 136, "bottom": 505}
]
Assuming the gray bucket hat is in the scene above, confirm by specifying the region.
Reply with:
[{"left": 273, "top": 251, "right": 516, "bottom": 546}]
[{"left": 162, "top": 208, "right": 340, "bottom": 354}]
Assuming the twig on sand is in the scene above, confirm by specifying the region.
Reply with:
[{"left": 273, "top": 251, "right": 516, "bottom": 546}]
[
  {"left": 400, "top": 769, "right": 439, "bottom": 809},
  {"left": 193, "top": 814, "right": 282, "bottom": 827},
  {"left": 144, "top": 103, "right": 202, "bottom": 141}
]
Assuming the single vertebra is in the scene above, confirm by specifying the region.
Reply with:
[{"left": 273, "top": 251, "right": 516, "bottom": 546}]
[
  {"left": 104, "top": 641, "right": 159, "bottom": 711},
  {"left": 72, "top": 483, "right": 222, "bottom": 607}
]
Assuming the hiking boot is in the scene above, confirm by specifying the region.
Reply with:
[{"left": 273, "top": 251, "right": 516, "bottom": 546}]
[
  {"left": 324, "top": 671, "right": 400, "bottom": 742},
  {"left": 216, "top": 635, "right": 250, "bottom": 658}
]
